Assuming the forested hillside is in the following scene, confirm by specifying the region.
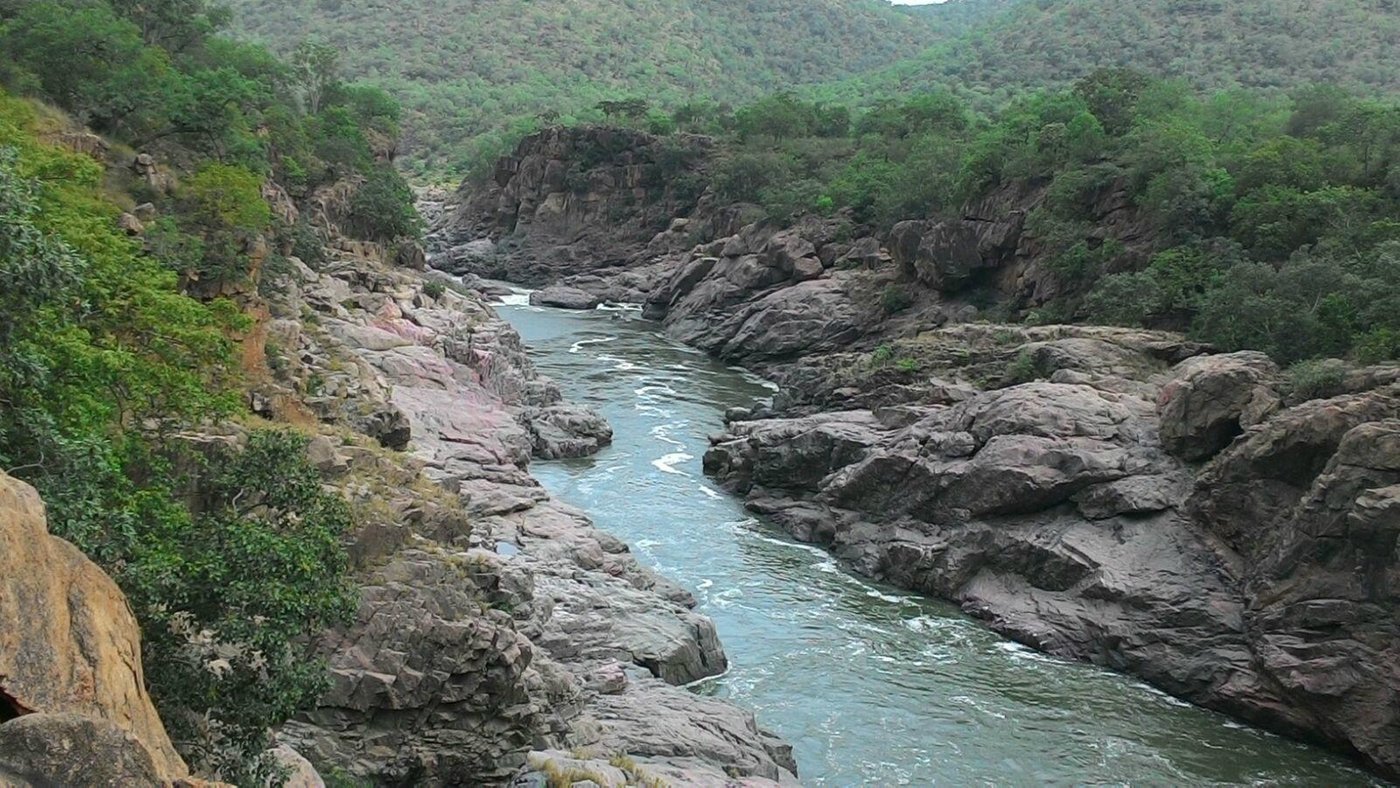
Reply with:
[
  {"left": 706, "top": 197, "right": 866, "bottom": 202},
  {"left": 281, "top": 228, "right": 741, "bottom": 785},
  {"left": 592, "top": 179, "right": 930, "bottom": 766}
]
[
  {"left": 222, "top": 0, "right": 963, "bottom": 176},
  {"left": 479, "top": 70, "right": 1400, "bottom": 370},
  {"left": 1, "top": 0, "right": 419, "bottom": 781},
  {"left": 818, "top": 0, "right": 1400, "bottom": 109}
]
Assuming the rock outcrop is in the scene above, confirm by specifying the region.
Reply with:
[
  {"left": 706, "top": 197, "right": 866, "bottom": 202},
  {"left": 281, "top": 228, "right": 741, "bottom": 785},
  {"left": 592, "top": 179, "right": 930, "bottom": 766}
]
[
  {"left": 429, "top": 125, "right": 1399, "bottom": 781},
  {"left": 0, "top": 472, "right": 190, "bottom": 786},
  {"left": 252, "top": 247, "right": 795, "bottom": 785},
  {"left": 702, "top": 325, "right": 1400, "bottom": 780},
  {"left": 434, "top": 126, "right": 712, "bottom": 288}
]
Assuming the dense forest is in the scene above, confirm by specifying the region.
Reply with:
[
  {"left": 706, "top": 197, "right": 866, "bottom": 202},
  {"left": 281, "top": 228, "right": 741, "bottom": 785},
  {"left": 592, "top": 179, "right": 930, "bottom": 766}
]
[
  {"left": 221, "top": 0, "right": 970, "bottom": 177},
  {"left": 563, "top": 70, "right": 1400, "bottom": 371},
  {"left": 223, "top": 0, "right": 1400, "bottom": 179},
  {"left": 0, "top": 0, "right": 418, "bottom": 782},
  {"left": 816, "top": 0, "right": 1400, "bottom": 110}
]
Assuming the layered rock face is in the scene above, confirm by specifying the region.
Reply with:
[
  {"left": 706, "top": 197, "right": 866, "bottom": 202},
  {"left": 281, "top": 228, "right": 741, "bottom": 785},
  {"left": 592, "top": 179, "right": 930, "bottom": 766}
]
[
  {"left": 0, "top": 472, "right": 191, "bottom": 786},
  {"left": 703, "top": 329, "right": 1400, "bottom": 779},
  {"left": 434, "top": 125, "right": 713, "bottom": 292},
  {"left": 252, "top": 249, "right": 797, "bottom": 785}
]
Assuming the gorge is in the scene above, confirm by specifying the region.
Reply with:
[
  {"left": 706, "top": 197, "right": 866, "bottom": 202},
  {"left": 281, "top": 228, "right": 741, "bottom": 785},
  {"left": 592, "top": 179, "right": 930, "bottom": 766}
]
[
  {"left": 498, "top": 299, "right": 1384, "bottom": 785},
  {"left": 425, "top": 121, "right": 1400, "bottom": 783},
  {"left": 4, "top": 0, "right": 1400, "bottom": 783}
]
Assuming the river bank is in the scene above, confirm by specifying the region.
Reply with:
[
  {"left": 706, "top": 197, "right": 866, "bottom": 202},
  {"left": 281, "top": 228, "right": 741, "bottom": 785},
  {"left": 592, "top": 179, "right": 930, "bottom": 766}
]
[
  {"left": 497, "top": 301, "right": 1384, "bottom": 786},
  {"left": 425, "top": 127, "right": 1400, "bottom": 780}
]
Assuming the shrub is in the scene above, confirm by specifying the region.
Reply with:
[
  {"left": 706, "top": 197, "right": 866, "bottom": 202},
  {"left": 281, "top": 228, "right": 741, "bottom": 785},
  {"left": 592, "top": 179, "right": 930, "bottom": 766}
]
[
  {"left": 1285, "top": 358, "right": 1350, "bottom": 401},
  {"left": 346, "top": 163, "right": 421, "bottom": 242},
  {"left": 138, "top": 430, "right": 358, "bottom": 783},
  {"left": 1004, "top": 348, "right": 1039, "bottom": 384},
  {"left": 423, "top": 279, "right": 446, "bottom": 299},
  {"left": 177, "top": 163, "right": 274, "bottom": 286}
]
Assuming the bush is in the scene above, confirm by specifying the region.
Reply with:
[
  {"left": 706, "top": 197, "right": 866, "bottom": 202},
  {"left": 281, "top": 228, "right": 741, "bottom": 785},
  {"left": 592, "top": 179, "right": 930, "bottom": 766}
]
[
  {"left": 346, "top": 163, "right": 421, "bottom": 242},
  {"left": 177, "top": 163, "right": 274, "bottom": 286},
  {"left": 1285, "top": 358, "right": 1350, "bottom": 401},
  {"left": 1004, "top": 348, "right": 1039, "bottom": 384},
  {"left": 423, "top": 278, "right": 446, "bottom": 299},
  {"left": 138, "top": 430, "right": 358, "bottom": 784}
]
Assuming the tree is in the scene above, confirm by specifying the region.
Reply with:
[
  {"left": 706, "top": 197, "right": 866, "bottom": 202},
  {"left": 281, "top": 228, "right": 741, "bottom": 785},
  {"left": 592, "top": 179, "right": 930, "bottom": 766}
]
[
  {"left": 292, "top": 39, "right": 340, "bottom": 114},
  {"left": 1074, "top": 67, "right": 1152, "bottom": 136},
  {"left": 140, "top": 430, "right": 357, "bottom": 784}
]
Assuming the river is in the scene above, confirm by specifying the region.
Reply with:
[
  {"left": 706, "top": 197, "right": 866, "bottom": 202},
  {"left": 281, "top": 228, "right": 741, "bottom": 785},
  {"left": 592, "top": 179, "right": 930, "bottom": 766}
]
[{"left": 498, "top": 300, "right": 1379, "bottom": 787}]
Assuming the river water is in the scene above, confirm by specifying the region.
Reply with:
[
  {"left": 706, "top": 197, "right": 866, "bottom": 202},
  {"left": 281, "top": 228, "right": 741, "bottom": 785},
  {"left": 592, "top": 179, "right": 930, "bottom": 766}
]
[{"left": 498, "top": 300, "right": 1379, "bottom": 787}]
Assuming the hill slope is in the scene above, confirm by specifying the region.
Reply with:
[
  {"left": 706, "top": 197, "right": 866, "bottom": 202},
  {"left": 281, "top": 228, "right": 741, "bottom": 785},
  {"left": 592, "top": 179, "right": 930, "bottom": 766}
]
[
  {"left": 224, "top": 0, "right": 969, "bottom": 176},
  {"left": 820, "top": 0, "right": 1400, "bottom": 107}
]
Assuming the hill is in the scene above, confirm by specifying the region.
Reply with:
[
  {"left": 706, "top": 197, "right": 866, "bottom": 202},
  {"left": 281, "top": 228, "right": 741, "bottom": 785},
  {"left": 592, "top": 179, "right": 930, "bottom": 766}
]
[
  {"left": 222, "top": 0, "right": 976, "bottom": 177},
  {"left": 818, "top": 0, "right": 1400, "bottom": 108}
]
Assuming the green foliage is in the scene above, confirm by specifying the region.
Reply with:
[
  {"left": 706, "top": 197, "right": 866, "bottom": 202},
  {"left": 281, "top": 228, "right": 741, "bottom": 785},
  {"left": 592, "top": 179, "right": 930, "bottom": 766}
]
[
  {"left": 2, "top": 0, "right": 417, "bottom": 246},
  {"left": 694, "top": 70, "right": 1400, "bottom": 366},
  {"left": 1004, "top": 348, "right": 1038, "bottom": 384},
  {"left": 422, "top": 279, "right": 446, "bottom": 299},
  {"left": 219, "top": 0, "right": 945, "bottom": 177},
  {"left": 813, "top": 0, "right": 1400, "bottom": 118},
  {"left": 0, "top": 0, "right": 387, "bottom": 770},
  {"left": 140, "top": 430, "right": 356, "bottom": 783},
  {"left": 881, "top": 283, "right": 914, "bottom": 314},
  {"left": 1, "top": 1, "right": 181, "bottom": 139},
  {"left": 347, "top": 163, "right": 422, "bottom": 241},
  {"left": 1285, "top": 358, "right": 1350, "bottom": 401}
]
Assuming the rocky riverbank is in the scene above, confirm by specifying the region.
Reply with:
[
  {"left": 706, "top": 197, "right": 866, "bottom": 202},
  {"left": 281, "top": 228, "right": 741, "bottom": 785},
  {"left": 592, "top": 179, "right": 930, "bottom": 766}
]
[
  {"left": 250, "top": 243, "right": 800, "bottom": 785},
  {"left": 0, "top": 187, "right": 798, "bottom": 785},
  {"left": 426, "top": 125, "right": 1400, "bottom": 781}
]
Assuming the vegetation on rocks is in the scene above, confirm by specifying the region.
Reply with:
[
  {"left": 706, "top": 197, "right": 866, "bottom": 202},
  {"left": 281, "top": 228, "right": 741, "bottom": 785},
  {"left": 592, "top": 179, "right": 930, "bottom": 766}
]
[
  {"left": 540, "top": 67, "right": 1400, "bottom": 366},
  {"left": 0, "top": 0, "right": 419, "bottom": 777}
]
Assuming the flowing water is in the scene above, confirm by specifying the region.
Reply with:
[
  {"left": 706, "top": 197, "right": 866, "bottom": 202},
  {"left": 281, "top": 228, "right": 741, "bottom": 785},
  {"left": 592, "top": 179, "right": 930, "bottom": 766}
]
[{"left": 498, "top": 299, "right": 1380, "bottom": 787}]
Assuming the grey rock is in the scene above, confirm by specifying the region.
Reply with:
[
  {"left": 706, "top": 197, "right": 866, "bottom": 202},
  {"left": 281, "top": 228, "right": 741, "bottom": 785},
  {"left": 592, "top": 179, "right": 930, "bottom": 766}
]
[
  {"left": 530, "top": 285, "right": 602, "bottom": 310},
  {"left": 1158, "top": 351, "right": 1282, "bottom": 461},
  {"left": 0, "top": 714, "right": 166, "bottom": 788}
]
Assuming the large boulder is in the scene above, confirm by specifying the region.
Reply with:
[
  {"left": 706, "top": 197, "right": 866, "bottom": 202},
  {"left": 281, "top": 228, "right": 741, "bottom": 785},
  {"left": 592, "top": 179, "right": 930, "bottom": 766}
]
[
  {"left": 282, "top": 549, "right": 544, "bottom": 786},
  {"left": 1188, "top": 395, "right": 1400, "bottom": 779},
  {"left": 1157, "top": 351, "right": 1281, "bottom": 461},
  {"left": 526, "top": 404, "right": 614, "bottom": 459},
  {"left": 0, "top": 714, "right": 170, "bottom": 788},
  {"left": 0, "top": 472, "right": 188, "bottom": 784},
  {"left": 529, "top": 285, "right": 602, "bottom": 310}
]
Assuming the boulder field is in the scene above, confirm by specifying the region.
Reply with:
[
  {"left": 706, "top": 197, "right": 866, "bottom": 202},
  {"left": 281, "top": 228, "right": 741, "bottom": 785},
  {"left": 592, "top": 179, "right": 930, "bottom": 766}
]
[{"left": 428, "top": 125, "right": 1400, "bottom": 780}]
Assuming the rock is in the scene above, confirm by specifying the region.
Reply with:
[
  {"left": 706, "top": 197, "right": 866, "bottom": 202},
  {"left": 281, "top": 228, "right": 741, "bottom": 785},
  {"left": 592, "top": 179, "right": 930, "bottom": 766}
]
[
  {"left": 1158, "top": 351, "right": 1282, "bottom": 461},
  {"left": 0, "top": 472, "right": 188, "bottom": 783},
  {"left": 791, "top": 255, "right": 824, "bottom": 282},
  {"left": 434, "top": 127, "right": 711, "bottom": 286},
  {"left": 132, "top": 202, "right": 158, "bottom": 222},
  {"left": 282, "top": 549, "right": 543, "bottom": 786},
  {"left": 117, "top": 212, "right": 144, "bottom": 235},
  {"left": 359, "top": 404, "right": 412, "bottom": 450},
  {"left": 760, "top": 231, "right": 816, "bottom": 276},
  {"left": 305, "top": 436, "right": 349, "bottom": 476},
  {"left": 1189, "top": 397, "right": 1400, "bottom": 779},
  {"left": 439, "top": 238, "right": 499, "bottom": 275},
  {"left": 274, "top": 249, "right": 796, "bottom": 785},
  {"left": 530, "top": 285, "right": 602, "bottom": 310},
  {"left": 526, "top": 404, "right": 614, "bottom": 459},
  {"left": 834, "top": 236, "right": 883, "bottom": 269},
  {"left": 266, "top": 744, "right": 324, "bottom": 788},
  {"left": 132, "top": 152, "right": 174, "bottom": 194},
  {"left": 0, "top": 714, "right": 168, "bottom": 788}
]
